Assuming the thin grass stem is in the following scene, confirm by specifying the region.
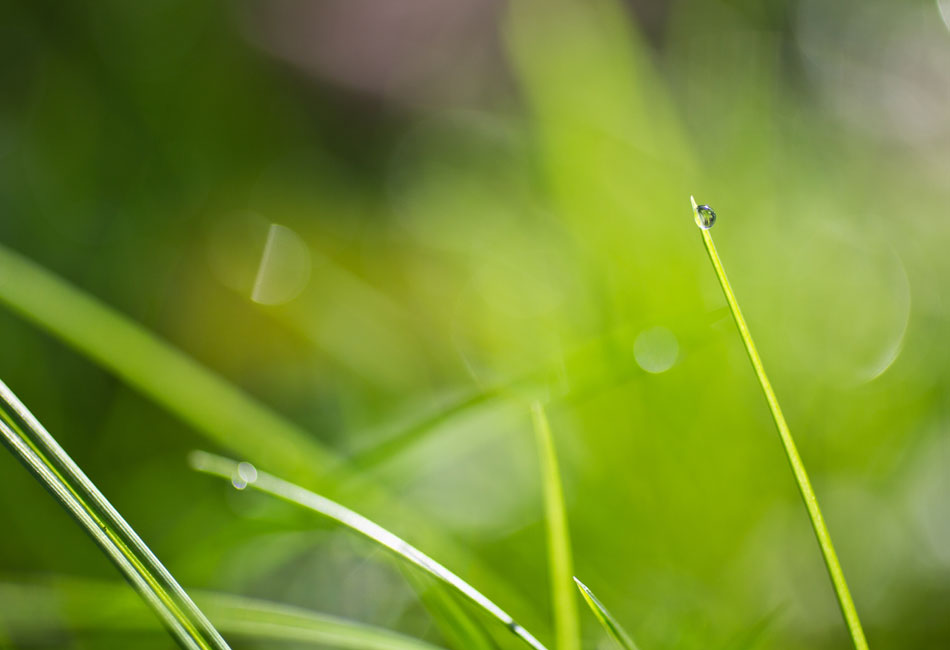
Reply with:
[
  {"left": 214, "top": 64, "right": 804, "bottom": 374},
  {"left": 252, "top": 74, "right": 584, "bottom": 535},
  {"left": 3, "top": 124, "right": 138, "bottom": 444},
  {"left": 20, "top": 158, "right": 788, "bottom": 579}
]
[
  {"left": 690, "top": 197, "right": 869, "bottom": 650},
  {"left": 189, "top": 450, "right": 549, "bottom": 650},
  {"left": 0, "top": 380, "right": 230, "bottom": 650}
]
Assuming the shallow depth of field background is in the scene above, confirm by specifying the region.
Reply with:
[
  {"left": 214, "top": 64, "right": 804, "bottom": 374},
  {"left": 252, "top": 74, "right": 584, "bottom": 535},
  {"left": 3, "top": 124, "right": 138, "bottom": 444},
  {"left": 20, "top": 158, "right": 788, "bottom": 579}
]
[{"left": 0, "top": 1, "right": 948, "bottom": 649}]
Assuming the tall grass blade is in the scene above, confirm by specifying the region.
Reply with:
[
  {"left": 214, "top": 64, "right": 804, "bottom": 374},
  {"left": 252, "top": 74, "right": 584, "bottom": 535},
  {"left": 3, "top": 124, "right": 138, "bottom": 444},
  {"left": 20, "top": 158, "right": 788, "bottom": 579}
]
[
  {"left": 0, "top": 381, "right": 230, "bottom": 650},
  {"left": 0, "top": 578, "right": 444, "bottom": 650},
  {"left": 189, "top": 450, "right": 549, "bottom": 650},
  {"left": 572, "top": 578, "right": 638, "bottom": 650},
  {"left": 690, "top": 196, "right": 869, "bottom": 650},
  {"left": 530, "top": 403, "right": 580, "bottom": 650}
]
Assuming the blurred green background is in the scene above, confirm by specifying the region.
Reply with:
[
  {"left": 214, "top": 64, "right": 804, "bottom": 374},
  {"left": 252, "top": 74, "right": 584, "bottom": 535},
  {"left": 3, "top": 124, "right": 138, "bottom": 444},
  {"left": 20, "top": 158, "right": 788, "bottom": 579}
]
[{"left": 0, "top": 0, "right": 948, "bottom": 648}]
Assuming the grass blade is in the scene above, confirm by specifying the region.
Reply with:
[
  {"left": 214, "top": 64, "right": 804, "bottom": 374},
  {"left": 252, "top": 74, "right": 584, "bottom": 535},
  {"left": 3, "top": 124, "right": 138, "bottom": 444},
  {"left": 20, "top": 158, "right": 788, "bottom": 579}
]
[
  {"left": 0, "top": 578, "right": 444, "bottom": 650},
  {"left": 690, "top": 196, "right": 869, "bottom": 650},
  {"left": 189, "top": 450, "right": 550, "bottom": 650},
  {"left": 572, "top": 578, "right": 638, "bottom": 650},
  {"left": 0, "top": 381, "right": 230, "bottom": 650},
  {"left": 530, "top": 403, "right": 580, "bottom": 650}
]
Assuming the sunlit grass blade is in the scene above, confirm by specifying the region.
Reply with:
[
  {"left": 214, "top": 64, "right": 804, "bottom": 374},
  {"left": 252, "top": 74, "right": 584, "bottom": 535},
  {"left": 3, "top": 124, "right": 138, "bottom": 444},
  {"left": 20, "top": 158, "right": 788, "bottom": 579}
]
[
  {"left": 0, "top": 578, "right": 444, "bottom": 650},
  {"left": 0, "top": 243, "right": 545, "bottom": 633},
  {"left": 189, "top": 450, "right": 549, "bottom": 650},
  {"left": 690, "top": 196, "right": 869, "bottom": 650},
  {"left": 530, "top": 403, "right": 579, "bottom": 650},
  {"left": 401, "top": 568, "right": 497, "bottom": 650},
  {"left": 0, "top": 380, "right": 230, "bottom": 650},
  {"left": 572, "top": 578, "right": 638, "bottom": 650}
]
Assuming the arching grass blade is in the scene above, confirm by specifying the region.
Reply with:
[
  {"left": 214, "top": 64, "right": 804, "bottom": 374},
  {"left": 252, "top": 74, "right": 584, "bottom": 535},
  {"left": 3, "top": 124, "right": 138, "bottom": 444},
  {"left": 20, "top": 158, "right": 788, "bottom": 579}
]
[
  {"left": 690, "top": 196, "right": 869, "bottom": 650},
  {"left": 0, "top": 380, "right": 230, "bottom": 650},
  {"left": 189, "top": 450, "right": 549, "bottom": 650},
  {"left": 573, "top": 578, "right": 638, "bottom": 650},
  {"left": 530, "top": 403, "right": 580, "bottom": 650}
]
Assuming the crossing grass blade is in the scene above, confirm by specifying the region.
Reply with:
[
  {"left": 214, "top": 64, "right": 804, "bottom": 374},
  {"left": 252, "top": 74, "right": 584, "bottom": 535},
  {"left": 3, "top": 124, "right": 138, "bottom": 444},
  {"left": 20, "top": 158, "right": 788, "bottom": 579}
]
[
  {"left": 0, "top": 380, "right": 230, "bottom": 650},
  {"left": 189, "top": 450, "right": 550, "bottom": 650},
  {"left": 573, "top": 578, "right": 639, "bottom": 650},
  {"left": 690, "top": 196, "right": 869, "bottom": 650},
  {"left": 530, "top": 403, "right": 580, "bottom": 650},
  {"left": 0, "top": 578, "right": 445, "bottom": 650}
]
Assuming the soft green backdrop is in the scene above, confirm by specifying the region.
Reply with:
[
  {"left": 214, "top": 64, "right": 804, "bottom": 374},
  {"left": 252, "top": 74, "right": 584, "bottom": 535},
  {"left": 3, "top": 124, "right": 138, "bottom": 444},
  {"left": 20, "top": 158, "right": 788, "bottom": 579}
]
[{"left": 0, "top": 0, "right": 947, "bottom": 648}]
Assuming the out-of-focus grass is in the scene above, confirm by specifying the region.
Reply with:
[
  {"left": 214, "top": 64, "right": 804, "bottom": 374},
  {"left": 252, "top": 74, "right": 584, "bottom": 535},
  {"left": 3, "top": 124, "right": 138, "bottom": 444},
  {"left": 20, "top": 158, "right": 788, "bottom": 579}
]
[
  {"left": 0, "top": 0, "right": 948, "bottom": 648},
  {"left": 0, "top": 578, "right": 446, "bottom": 650},
  {"left": 531, "top": 403, "right": 579, "bottom": 650}
]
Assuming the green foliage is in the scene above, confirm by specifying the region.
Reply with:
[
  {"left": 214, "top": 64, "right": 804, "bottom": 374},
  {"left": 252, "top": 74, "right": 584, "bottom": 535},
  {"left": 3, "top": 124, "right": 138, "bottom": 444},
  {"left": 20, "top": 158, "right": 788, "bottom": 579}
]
[
  {"left": 0, "top": 578, "right": 444, "bottom": 650},
  {"left": 0, "top": 0, "right": 944, "bottom": 648}
]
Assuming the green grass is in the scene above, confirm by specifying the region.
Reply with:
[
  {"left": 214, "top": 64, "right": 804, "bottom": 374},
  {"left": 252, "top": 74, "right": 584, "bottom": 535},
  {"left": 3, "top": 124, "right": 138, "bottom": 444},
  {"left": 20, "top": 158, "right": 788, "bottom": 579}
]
[
  {"left": 691, "top": 196, "right": 869, "bottom": 650},
  {"left": 189, "top": 450, "right": 550, "bottom": 650},
  {"left": 0, "top": 241, "right": 545, "bottom": 637},
  {"left": 0, "top": 380, "right": 230, "bottom": 650},
  {"left": 531, "top": 402, "right": 580, "bottom": 650},
  {"left": 573, "top": 578, "right": 638, "bottom": 650},
  {"left": 0, "top": 577, "right": 446, "bottom": 650}
]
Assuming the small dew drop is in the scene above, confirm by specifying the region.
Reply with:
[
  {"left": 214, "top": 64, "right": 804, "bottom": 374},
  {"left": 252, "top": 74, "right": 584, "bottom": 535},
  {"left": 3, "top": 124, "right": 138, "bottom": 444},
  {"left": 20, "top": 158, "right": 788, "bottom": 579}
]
[
  {"left": 695, "top": 204, "right": 716, "bottom": 230},
  {"left": 231, "top": 461, "right": 258, "bottom": 491}
]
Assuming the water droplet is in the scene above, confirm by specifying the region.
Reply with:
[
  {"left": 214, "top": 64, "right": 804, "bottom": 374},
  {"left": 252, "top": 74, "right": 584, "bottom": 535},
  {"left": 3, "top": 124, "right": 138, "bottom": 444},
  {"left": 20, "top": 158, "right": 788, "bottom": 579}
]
[
  {"left": 695, "top": 204, "right": 716, "bottom": 230},
  {"left": 231, "top": 462, "right": 258, "bottom": 490}
]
